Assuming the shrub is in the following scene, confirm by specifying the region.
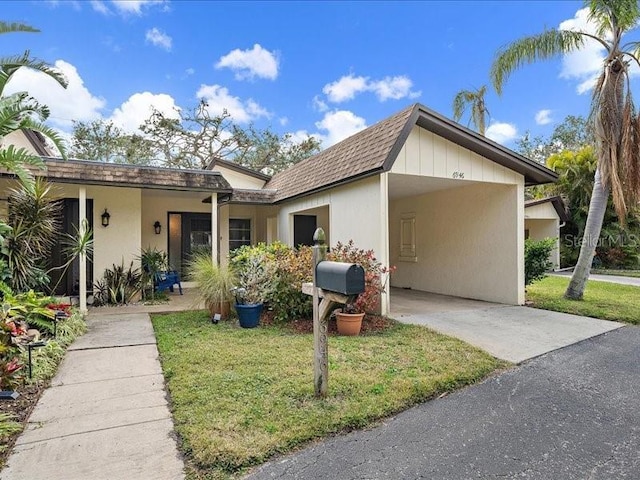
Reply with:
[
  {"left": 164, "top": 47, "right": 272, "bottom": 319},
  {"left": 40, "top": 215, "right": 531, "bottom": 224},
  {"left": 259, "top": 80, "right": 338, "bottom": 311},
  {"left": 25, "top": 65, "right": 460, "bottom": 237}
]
[
  {"left": 328, "top": 240, "right": 394, "bottom": 314},
  {"left": 186, "top": 253, "right": 236, "bottom": 311},
  {"left": 525, "top": 238, "right": 556, "bottom": 286},
  {"left": 93, "top": 261, "right": 141, "bottom": 305},
  {"left": 229, "top": 242, "right": 312, "bottom": 322}
]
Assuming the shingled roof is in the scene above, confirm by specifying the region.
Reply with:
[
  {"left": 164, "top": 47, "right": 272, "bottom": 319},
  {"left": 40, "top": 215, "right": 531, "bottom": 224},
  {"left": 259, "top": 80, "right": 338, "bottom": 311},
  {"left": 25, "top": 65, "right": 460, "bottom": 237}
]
[
  {"left": 30, "top": 158, "right": 233, "bottom": 192},
  {"left": 266, "top": 103, "right": 557, "bottom": 203}
]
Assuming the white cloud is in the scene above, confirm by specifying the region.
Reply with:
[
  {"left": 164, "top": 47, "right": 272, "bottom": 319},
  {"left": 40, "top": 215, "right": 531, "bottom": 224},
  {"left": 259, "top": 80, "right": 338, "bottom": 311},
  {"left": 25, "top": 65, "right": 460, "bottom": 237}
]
[
  {"left": 315, "top": 110, "right": 367, "bottom": 147},
  {"left": 559, "top": 7, "right": 606, "bottom": 94},
  {"left": 279, "top": 117, "right": 289, "bottom": 126},
  {"left": 111, "top": 0, "right": 168, "bottom": 15},
  {"left": 215, "top": 44, "right": 279, "bottom": 81},
  {"left": 4, "top": 59, "right": 105, "bottom": 129},
  {"left": 110, "top": 92, "right": 179, "bottom": 132},
  {"left": 486, "top": 121, "right": 518, "bottom": 145},
  {"left": 196, "top": 84, "right": 270, "bottom": 123},
  {"left": 185, "top": 68, "right": 195, "bottom": 76},
  {"left": 535, "top": 109, "right": 553, "bottom": 125},
  {"left": 312, "top": 95, "right": 329, "bottom": 112},
  {"left": 323, "top": 74, "right": 368, "bottom": 103},
  {"left": 322, "top": 73, "right": 421, "bottom": 103},
  {"left": 369, "top": 76, "right": 422, "bottom": 101},
  {"left": 90, "top": 0, "right": 110, "bottom": 14},
  {"left": 145, "top": 27, "right": 172, "bottom": 51}
]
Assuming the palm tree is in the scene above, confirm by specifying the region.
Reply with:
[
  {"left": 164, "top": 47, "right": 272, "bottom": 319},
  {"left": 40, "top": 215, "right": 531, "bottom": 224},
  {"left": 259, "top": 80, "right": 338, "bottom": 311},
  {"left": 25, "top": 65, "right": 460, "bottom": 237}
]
[
  {"left": 491, "top": 0, "right": 640, "bottom": 300},
  {"left": 0, "top": 21, "right": 68, "bottom": 187},
  {"left": 452, "top": 85, "right": 489, "bottom": 135}
]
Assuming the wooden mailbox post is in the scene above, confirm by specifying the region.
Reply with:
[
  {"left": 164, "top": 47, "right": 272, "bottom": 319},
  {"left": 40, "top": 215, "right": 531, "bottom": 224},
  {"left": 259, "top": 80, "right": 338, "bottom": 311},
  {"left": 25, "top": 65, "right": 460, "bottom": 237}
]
[{"left": 302, "top": 227, "right": 363, "bottom": 398}]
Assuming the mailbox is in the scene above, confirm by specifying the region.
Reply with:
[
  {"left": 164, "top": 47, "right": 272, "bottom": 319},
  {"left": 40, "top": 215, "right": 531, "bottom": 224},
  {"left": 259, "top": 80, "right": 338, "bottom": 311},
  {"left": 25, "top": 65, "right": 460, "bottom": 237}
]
[{"left": 315, "top": 261, "right": 365, "bottom": 295}]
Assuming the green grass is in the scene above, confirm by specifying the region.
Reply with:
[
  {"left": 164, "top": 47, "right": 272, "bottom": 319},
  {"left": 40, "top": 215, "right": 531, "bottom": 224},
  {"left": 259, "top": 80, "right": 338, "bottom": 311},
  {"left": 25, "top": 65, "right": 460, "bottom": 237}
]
[
  {"left": 591, "top": 269, "right": 640, "bottom": 278},
  {"left": 152, "top": 312, "right": 505, "bottom": 478},
  {"left": 527, "top": 276, "right": 640, "bottom": 324}
]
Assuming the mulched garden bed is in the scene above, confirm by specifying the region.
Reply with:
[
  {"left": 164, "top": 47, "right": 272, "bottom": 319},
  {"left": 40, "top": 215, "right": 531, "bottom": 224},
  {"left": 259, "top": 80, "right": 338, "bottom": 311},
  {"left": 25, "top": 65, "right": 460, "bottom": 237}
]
[
  {"left": 260, "top": 310, "right": 395, "bottom": 334},
  {"left": 0, "top": 381, "right": 48, "bottom": 464}
]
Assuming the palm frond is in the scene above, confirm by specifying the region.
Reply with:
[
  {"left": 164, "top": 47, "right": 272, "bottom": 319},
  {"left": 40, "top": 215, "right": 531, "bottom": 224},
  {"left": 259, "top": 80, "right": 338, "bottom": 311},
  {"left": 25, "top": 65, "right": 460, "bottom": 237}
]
[
  {"left": 491, "top": 29, "right": 586, "bottom": 95},
  {"left": 0, "top": 51, "right": 67, "bottom": 93},
  {"left": 0, "top": 145, "right": 44, "bottom": 187},
  {"left": 588, "top": 0, "right": 640, "bottom": 37},
  {"left": 0, "top": 22, "right": 39, "bottom": 35},
  {"left": 19, "top": 117, "right": 68, "bottom": 159}
]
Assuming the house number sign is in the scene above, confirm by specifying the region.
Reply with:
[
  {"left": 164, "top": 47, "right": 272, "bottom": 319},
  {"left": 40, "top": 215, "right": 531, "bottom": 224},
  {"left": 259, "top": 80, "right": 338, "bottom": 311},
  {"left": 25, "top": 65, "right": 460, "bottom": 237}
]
[{"left": 452, "top": 171, "right": 465, "bottom": 179}]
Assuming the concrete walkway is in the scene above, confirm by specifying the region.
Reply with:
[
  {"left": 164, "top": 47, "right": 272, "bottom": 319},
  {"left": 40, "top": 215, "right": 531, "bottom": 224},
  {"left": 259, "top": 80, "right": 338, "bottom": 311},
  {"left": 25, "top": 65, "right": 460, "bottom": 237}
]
[
  {"left": 1, "top": 312, "right": 184, "bottom": 480},
  {"left": 552, "top": 270, "right": 640, "bottom": 287},
  {"left": 390, "top": 289, "right": 623, "bottom": 363}
]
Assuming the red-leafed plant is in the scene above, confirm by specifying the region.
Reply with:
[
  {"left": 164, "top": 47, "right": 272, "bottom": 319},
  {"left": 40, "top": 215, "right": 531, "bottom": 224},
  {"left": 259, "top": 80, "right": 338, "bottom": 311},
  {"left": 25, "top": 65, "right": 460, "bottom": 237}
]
[{"left": 328, "top": 240, "right": 395, "bottom": 315}]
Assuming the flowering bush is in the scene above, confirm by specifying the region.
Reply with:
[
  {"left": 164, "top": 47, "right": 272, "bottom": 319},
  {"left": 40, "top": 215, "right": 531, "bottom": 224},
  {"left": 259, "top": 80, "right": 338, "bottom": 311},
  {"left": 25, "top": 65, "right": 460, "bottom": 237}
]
[
  {"left": 328, "top": 240, "right": 395, "bottom": 314},
  {"left": 229, "top": 242, "right": 313, "bottom": 322}
]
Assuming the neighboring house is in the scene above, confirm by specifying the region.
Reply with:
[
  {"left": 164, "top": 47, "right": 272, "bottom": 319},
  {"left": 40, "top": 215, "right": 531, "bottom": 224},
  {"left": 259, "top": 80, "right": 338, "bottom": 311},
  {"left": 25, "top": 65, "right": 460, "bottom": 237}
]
[
  {"left": 525, "top": 196, "right": 569, "bottom": 270},
  {"left": 0, "top": 103, "right": 557, "bottom": 313}
]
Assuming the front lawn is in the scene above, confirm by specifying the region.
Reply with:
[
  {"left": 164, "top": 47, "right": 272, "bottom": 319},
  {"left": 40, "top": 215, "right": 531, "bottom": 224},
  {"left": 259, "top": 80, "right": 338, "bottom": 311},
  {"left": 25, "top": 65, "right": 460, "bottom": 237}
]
[
  {"left": 527, "top": 276, "right": 640, "bottom": 324},
  {"left": 152, "top": 311, "right": 505, "bottom": 478}
]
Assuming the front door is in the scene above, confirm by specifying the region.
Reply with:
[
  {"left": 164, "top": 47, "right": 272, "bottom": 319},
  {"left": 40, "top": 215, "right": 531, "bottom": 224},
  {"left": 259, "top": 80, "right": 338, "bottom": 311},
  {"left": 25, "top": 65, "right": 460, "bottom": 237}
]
[
  {"left": 293, "top": 215, "right": 317, "bottom": 247},
  {"left": 168, "top": 212, "right": 211, "bottom": 276}
]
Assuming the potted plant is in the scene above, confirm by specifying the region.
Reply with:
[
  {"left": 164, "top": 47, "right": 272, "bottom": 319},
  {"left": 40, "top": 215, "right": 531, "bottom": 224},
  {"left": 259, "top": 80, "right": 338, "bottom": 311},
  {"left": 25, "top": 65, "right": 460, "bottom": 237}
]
[
  {"left": 335, "top": 302, "right": 366, "bottom": 336},
  {"left": 187, "top": 253, "right": 236, "bottom": 320},
  {"left": 231, "top": 254, "right": 274, "bottom": 328}
]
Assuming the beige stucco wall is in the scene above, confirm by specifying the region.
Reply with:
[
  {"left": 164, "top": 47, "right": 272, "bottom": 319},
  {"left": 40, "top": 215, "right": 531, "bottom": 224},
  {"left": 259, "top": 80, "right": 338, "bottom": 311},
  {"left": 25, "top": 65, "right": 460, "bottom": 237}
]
[
  {"left": 141, "top": 190, "right": 213, "bottom": 252},
  {"left": 277, "top": 176, "right": 385, "bottom": 253},
  {"left": 525, "top": 202, "right": 561, "bottom": 270},
  {"left": 43, "top": 183, "right": 142, "bottom": 284},
  {"left": 525, "top": 218, "right": 560, "bottom": 270},
  {"left": 390, "top": 182, "right": 523, "bottom": 304},
  {"left": 392, "top": 125, "right": 523, "bottom": 185},
  {"left": 214, "top": 165, "right": 266, "bottom": 189}
]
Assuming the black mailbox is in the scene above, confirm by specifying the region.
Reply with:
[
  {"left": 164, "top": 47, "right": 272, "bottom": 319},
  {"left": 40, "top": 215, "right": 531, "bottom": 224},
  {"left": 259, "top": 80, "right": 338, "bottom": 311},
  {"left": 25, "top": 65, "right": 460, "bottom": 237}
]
[{"left": 316, "top": 261, "right": 365, "bottom": 295}]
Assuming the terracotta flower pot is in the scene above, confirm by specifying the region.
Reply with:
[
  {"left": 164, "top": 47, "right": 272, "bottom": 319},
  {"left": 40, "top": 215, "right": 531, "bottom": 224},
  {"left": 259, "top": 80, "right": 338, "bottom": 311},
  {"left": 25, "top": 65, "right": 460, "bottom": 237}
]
[{"left": 336, "top": 312, "right": 365, "bottom": 336}]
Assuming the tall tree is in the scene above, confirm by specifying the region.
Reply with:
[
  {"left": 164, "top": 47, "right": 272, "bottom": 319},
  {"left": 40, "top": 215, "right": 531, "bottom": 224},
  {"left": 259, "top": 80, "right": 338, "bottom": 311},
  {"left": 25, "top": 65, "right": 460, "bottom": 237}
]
[
  {"left": 452, "top": 85, "right": 489, "bottom": 135},
  {"left": 72, "top": 101, "right": 321, "bottom": 173},
  {"left": 71, "top": 120, "right": 155, "bottom": 165},
  {"left": 517, "top": 115, "right": 593, "bottom": 164},
  {"left": 491, "top": 0, "right": 640, "bottom": 300}
]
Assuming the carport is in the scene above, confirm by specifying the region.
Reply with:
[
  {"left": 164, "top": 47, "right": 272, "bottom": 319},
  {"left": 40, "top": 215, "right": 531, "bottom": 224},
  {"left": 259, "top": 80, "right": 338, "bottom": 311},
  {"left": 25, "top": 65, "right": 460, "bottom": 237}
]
[{"left": 386, "top": 123, "right": 525, "bottom": 305}]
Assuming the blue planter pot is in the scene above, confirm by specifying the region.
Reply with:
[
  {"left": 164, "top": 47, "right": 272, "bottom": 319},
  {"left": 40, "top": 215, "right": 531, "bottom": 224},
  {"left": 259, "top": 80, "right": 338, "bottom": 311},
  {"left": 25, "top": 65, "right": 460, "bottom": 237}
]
[{"left": 235, "top": 303, "right": 263, "bottom": 328}]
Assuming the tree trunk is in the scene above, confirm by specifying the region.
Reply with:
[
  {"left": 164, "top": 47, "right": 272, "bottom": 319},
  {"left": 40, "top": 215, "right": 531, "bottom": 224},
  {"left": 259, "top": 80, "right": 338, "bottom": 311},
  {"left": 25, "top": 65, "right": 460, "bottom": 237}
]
[{"left": 565, "top": 167, "right": 610, "bottom": 300}]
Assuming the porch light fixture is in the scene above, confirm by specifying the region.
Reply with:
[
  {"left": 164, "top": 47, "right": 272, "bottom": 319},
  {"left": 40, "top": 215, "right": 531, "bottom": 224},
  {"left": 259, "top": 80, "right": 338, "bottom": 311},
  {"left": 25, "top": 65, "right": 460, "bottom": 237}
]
[
  {"left": 154, "top": 221, "right": 162, "bottom": 235},
  {"left": 101, "top": 209, "right": 111, "bottom": 227}
]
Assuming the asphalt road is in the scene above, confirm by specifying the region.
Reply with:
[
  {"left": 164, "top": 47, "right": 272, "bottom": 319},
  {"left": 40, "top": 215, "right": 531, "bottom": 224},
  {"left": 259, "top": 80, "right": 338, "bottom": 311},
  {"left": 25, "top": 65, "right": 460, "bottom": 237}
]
[{"left": 248, "top": 327, "right": 640, "bottom": 480}]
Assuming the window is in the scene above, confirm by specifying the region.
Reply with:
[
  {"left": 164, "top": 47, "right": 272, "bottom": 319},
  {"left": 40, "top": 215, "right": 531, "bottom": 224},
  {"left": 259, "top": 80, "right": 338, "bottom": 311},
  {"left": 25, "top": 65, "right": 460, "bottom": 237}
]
[{"left": 229, "top": 218, "right": 251, "bottom": 251}]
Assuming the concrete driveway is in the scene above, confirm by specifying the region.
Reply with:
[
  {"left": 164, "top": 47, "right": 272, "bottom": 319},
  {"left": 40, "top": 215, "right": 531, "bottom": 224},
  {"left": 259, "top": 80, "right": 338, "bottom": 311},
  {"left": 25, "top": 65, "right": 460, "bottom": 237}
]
[
  {"left": 389, "top": 288, "right": 622, "bottom": 363},
  {"left": 248, "top": 326, "right": 640, "bottom": 479}
]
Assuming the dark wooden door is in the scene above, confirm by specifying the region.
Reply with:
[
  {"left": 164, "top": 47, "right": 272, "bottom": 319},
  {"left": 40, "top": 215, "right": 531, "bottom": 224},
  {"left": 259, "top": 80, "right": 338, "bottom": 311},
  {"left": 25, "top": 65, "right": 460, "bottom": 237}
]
[{"left": 294, "top": 215, "right": 317, "bottom": 247}]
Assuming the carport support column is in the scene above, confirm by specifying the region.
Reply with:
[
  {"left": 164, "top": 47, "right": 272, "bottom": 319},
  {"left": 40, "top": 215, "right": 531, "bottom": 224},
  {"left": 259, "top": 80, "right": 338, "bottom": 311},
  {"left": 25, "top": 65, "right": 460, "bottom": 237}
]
[
  {"left": 79, "top": 186, "right": 87, "bottom": 314},
  {"left": 211, "top": 193, "right": 218, "bottom": 265},
  {"left": 379, "top": 173, "right": 390, "bottom": 315}
]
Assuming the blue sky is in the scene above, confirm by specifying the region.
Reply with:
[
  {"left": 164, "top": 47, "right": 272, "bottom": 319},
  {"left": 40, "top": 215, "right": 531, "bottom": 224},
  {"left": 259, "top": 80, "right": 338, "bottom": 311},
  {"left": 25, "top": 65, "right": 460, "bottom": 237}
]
[{"left": 4, "top": 0, "right": 607, "bottom": 151}]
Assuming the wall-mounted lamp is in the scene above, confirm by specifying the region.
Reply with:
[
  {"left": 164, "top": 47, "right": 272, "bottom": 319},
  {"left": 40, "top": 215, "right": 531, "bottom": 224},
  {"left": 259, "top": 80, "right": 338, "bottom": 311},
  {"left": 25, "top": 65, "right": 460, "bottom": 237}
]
[
  {"left": 101, "top": 209, "right": 111, "bottom": 227},
  {"left": 154, "top": 221, "right": 162, "bottom": 235}
]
